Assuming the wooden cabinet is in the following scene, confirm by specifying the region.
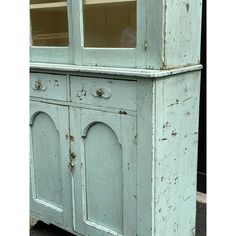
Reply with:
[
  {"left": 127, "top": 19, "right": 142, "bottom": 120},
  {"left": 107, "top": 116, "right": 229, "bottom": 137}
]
[{"left": 30, "top": 0, "right": 203, "bottom": 235}]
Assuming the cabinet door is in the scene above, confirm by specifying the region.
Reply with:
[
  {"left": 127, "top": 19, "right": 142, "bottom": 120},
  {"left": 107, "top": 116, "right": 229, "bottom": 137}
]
[
  {"left": 30, "top": 101, "right": 72, "bottom": 228},
  {"left": 72, "top": 0, "right": 146, "bottom": 68},
  {"left": 30, "top": 0, "right": 71, "bottom": 63},
  {"left": 70, "top": 108, "right": 137, "bottom": 236}
]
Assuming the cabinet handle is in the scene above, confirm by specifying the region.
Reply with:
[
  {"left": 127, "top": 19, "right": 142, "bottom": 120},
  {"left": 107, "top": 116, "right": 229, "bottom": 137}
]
[
  {"left": 91, "top": 87, "right": 111, "bottom": 99},
  {"left": 32, "top": 80, "right": 47, "bottom": 91},
  {"left": 96, "top": 88, "right": 103, "bottom": 97}
]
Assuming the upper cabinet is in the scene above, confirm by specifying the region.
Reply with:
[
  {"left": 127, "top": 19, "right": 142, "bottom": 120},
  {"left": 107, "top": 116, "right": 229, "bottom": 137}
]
[{"left": 30, "top": 0, "right": 202, "bottom": 69}]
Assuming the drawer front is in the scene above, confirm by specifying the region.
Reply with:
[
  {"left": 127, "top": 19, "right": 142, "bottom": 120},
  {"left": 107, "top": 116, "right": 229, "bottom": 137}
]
[
  {"left": 30, "top": 73, "right": 68, "bottom": 101},
  {"left": 70, "top": 76, "right": 137, "bottom": 111}
]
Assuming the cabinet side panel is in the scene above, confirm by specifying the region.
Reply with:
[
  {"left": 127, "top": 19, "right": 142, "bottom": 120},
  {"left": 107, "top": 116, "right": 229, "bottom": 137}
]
[
  {"left": 154, "top": 71, "right": 201, "bottom": 236},
  {"left": 32, "top": 112, "right": 63, "bottom": 208},
  {"left": 85, "top": 123, "right": 123, "bottom": 234},
  {"left": 164, "top": 0, "right": 202, "bottom": 68}
]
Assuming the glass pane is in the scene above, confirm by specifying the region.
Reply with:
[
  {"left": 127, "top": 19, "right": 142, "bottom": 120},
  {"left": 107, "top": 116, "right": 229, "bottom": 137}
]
[
  {"left": 83, "top": 0, "right": 136, "bottom": 48},
  {"left": 30, "top": 0, "right": 69, "bottom": 46}
]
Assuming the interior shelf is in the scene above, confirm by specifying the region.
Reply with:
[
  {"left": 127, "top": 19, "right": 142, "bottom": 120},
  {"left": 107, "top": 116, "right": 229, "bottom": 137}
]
[
  {"left": 30, "top": 2, "right": 67, "bottom": 10},
  {"left": 32, "top": 32, "right": 68, "bottom": 40}
]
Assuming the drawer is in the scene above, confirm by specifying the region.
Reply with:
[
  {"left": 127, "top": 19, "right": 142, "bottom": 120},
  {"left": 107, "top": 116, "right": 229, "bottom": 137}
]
[
  {"left": 70, "top": 76, "right": 137, "bottom": 111},
  {"left": 30, "top": 73, "right": 68, "bottom": 101}
]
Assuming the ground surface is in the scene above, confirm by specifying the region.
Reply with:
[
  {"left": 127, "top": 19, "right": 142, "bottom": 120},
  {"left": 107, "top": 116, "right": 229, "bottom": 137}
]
[{"left": 30, "top": 202, "right": 206, "bottom": 236}]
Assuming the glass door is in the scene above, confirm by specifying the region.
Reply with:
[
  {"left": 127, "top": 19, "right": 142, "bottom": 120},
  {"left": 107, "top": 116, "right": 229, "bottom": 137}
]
[
  {"left": 30, "top": 0, "right": 71, "bottom": 63},
  {"left": 73, "top": 0, "right": 146, "bottom": 68},
  {"left": 83, "top": 0, "right": 136, "bottom": 48}
]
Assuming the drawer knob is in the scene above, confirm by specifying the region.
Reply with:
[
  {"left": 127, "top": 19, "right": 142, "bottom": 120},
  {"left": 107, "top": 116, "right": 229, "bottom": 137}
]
[
  {"left": 91, "top": 87, "right": 111, "bottom": 99},
  {"left": 96, "top": 88, "right": 104, "bottom": 97},
  {"left": 32, "top": 80, "right": 47, "bottom": 91}
]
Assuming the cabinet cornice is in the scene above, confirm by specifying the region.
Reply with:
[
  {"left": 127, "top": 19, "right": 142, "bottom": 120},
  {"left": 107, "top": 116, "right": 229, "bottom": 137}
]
[{"left": 30, "top": 63, "right": 203, "bottom": 79}]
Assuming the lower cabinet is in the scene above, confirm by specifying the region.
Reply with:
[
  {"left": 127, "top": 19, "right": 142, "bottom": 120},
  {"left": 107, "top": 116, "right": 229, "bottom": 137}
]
[
  {"left": 30, "top": 101, "right": 137, "bottom": 236},
  {"left": 30, "top": 70, "right": 201, "bottom": 236}
]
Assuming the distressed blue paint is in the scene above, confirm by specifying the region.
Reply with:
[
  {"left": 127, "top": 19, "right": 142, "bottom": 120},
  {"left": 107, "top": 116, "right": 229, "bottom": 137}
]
[{"left": 30, "top": 0, "right": 203, "bottom": 235}]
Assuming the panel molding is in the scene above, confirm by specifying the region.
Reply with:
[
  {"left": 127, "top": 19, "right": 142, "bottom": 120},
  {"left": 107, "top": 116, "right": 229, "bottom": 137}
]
[
  {"left": 30, "top": 111, "right": 60, "bottom": 132},
  {"left": 34, "top": 198, "right": 63, "bottom": 213},
  {"left": 81, "top": 121, "right": 122, "bottom": 145},
  {"left": 84, "top": 220, "right": 123, "bottom": 236}
]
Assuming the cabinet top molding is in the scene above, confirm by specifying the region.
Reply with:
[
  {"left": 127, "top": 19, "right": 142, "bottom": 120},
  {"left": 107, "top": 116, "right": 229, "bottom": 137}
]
[{"left": 30, "top": 63, "right": 203, "bottom": 78}]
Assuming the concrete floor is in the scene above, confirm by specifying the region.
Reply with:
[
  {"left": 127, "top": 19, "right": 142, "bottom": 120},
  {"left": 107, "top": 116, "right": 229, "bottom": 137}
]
[
  {"left": 31, "top": 202, "right": 206, "bottom": 236},
  {"left": 196, "top": 202, "right": 206, "bottom": 236}
]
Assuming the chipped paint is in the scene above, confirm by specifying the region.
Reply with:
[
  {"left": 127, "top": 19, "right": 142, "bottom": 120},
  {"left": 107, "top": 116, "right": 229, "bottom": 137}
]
[{"left": 186, "top": 3, "right": 190, "bottom": 12}]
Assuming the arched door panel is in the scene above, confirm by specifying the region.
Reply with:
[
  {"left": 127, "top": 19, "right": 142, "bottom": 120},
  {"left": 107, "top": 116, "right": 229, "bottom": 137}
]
[
  {"left": 31, "top": 112, "right": 63, "bottom": 207},
  {"left": 85, "top": 123, "right": 123, "bottom": 233},
  {"left": 30, "top": 101, "right": 71, "bottom": 227}
]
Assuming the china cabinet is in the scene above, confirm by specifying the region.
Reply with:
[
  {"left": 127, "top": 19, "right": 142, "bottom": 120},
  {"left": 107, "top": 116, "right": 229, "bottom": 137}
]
[{"left": 30, "top": 1, "right": 203, "bottom": 236}]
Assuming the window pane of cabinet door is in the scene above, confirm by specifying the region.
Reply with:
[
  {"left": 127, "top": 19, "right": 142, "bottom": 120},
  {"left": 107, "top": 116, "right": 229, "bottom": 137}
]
[
  {"left": 30, "top": 0, "right": 69, "bottom": 46},
  {"left": 83, "top": 0, "right": 136, "bottom": 48}
]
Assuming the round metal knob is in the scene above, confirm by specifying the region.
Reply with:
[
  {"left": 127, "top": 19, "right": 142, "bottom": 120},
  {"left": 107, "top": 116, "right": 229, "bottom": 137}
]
[
  {"left": 96, "top": 88, "right": 104, "bottom": 97},
  {"left": 34, "top": 80, "right": 42, "bottom": 90}
]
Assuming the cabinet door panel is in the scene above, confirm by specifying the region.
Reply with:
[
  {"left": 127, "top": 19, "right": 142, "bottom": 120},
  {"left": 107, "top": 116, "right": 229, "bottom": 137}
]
[
  {"left": 85, "top": 123, "right": 123, "bottom": 233},
  {"left": 32, "top": 112, "right": 63, "bottom": 207},
  {"left": 70, "top": 108, "right": 137, "bottom": 236},
  {"left": 30, "top": 101, "right": 71, "bottom": 227}
]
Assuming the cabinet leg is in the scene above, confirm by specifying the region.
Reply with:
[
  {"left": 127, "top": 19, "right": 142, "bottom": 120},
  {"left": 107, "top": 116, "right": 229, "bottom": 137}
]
[{"left": 30, "top": 216, "right": 39, "bottom": 229}]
